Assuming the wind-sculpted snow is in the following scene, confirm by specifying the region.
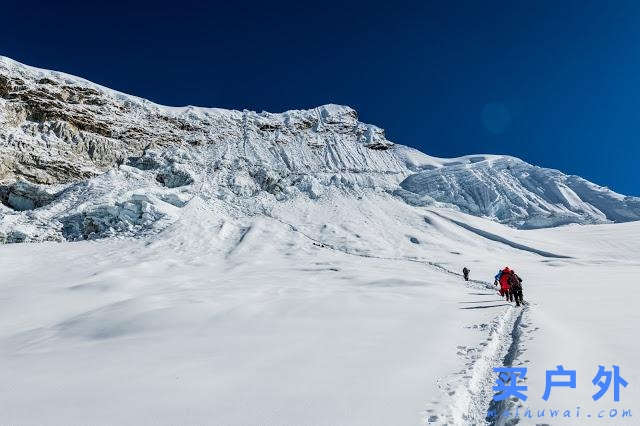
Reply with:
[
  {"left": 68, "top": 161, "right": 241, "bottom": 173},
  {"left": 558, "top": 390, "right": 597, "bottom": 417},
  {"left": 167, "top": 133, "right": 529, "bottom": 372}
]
[
  {"left": 1, "top": 56, "right": 639, "bottom": 242},
  {"left": 428, "top": 210, "right": 571, "bottom": 258},
  {"left": 399, "top": 156, "right": 640, "bottom": 229}
]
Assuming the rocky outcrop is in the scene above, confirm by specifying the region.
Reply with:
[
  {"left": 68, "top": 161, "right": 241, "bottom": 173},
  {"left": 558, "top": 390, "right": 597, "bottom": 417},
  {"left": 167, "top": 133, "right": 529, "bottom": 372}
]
[
  {"left": 0, "top": 57, "right": 396, "bottom": 187},
  {"left": 0, "top": 57, "right": 404, "bottom": 243}
]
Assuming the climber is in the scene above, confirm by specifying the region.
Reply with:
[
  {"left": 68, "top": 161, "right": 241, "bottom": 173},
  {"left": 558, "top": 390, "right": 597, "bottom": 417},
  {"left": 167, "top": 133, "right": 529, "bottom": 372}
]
[
  {"left": 462, "top": 267, "right": 470, "bottom": 281},
  {"left": 509, "top": 270, "right": 524, "bottom": 306},
  {"left": 494, "top": 267, "right": 512, "bottom": 301}
]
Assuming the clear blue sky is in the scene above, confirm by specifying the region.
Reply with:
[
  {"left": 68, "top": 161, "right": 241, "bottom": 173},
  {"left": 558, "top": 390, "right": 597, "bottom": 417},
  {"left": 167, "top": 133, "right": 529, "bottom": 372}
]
[{"left": 2, "top": 0, "right": 639, "bottom": 195}]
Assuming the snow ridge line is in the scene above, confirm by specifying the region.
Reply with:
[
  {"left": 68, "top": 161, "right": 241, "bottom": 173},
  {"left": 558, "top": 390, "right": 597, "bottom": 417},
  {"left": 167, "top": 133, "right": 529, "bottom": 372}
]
[
  {"left": 264, "top": 215, "right": 498, "bottom": 288},
  {"left": 429, "top": 210, "right": 571, "bottom": 259}
]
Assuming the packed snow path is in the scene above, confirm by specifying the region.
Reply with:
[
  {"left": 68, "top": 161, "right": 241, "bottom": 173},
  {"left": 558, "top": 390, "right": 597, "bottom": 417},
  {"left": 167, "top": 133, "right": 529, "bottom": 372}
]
[{"left": 267, "top": 210, "right": 535, "bottom": 423}]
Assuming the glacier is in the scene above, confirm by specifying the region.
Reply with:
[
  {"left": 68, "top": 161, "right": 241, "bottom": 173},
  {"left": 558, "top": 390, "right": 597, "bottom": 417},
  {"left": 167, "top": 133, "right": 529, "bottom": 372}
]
[{"left": 1, "top": 55, "right": 639, "bottom": 243}]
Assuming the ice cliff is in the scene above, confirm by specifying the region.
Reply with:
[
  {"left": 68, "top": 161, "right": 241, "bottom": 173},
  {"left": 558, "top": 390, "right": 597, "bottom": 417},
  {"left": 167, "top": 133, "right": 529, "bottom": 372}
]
[{"left": 1, "top": 56, "right": 638, "bottom": 242}]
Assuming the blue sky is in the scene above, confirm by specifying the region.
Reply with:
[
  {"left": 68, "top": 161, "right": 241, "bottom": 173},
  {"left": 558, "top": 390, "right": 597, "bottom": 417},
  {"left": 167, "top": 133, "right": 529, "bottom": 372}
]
[{"left": 2, "top": 0, "right": 639, "bottom": 195}]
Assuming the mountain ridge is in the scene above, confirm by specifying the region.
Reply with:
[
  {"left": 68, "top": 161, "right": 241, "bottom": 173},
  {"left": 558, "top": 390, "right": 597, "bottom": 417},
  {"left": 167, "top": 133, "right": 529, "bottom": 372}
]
[{"left": 1, "top": 56, "right": 639, "bottom": 243}]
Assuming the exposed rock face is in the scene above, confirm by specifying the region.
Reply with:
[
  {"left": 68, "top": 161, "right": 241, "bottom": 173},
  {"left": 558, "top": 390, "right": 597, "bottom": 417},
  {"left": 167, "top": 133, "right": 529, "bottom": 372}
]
[
  {"left": 1, "top": 56, "right": 639, "bottom": 243},
  {"left": 0, "top": 56, "right": 401, "bottom": 242},
  {"left": 0, "top": 57, "right": 394, "bottom": 187}
]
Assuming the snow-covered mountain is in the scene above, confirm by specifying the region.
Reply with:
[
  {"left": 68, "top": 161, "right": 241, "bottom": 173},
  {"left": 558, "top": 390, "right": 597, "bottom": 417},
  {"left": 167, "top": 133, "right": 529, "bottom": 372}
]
[
  {"left": 1, "top": 56, "right": 639, "bottom": 242},
  {"left": 398, "top": 156, "right": 640, "bottom": 228},
  {"left": 3, "top": 56, "right": 640, "bottom": 426}
]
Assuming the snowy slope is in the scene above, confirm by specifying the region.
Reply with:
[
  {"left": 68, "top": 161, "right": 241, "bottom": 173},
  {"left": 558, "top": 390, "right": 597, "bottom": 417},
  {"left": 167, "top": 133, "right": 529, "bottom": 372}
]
[
  {"left": 1, "top": 193, "right": 639, "bottom": 425},
  {"left": 1, "top": 55, "right": 640, "bottom": 245}
]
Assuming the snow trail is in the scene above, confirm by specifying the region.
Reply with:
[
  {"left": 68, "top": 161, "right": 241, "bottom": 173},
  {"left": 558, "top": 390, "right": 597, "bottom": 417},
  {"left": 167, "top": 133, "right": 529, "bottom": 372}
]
[
  {"left": 447, "top": 305, "right": 522, "bottom": 424},
  {"left": 266, "top": 213, "right": 532, "bottom": 424},
  {"left": 485, "top": 307, "right": 527, "bottom": 426}
]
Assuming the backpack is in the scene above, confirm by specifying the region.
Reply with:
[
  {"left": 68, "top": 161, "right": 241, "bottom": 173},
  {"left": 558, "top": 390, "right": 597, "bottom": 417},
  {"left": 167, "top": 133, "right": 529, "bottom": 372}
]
[{"left": 509, "top": 273, "right": 522, "bottom": 290}]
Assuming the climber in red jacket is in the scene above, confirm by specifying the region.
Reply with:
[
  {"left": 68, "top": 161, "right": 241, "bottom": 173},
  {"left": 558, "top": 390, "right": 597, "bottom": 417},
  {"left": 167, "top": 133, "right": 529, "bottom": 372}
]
[{"left": 494, "top": 267, "right": 513, "bottom": 302}]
